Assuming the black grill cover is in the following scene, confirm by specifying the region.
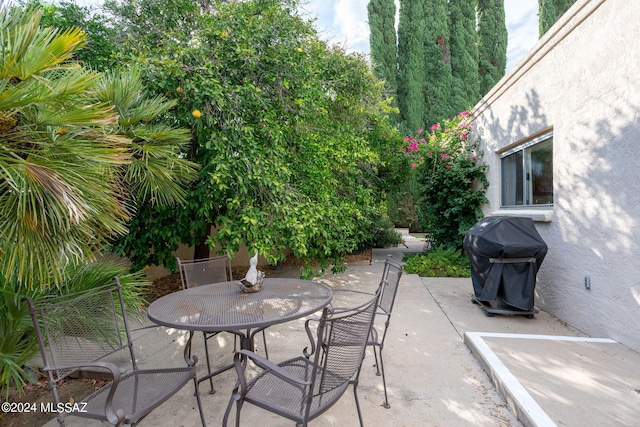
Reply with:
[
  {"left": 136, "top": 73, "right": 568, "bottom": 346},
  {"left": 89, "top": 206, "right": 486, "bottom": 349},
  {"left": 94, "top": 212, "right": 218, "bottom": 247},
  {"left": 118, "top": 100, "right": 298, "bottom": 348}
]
[{"left": 463, "top": 216, "right": 547, "bottom": 311}]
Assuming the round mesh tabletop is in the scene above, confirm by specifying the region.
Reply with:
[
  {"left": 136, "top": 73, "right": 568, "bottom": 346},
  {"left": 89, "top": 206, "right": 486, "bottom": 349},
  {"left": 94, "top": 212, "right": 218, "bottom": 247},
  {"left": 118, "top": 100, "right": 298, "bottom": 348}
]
[{"left": 147, "top": 278, "right": 333, "bottom": 332}]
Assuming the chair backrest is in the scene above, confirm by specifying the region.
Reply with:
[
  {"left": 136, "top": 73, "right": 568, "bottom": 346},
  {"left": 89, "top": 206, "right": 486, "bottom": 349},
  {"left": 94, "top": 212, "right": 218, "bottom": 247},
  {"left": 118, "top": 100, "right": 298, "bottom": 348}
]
[
  {"left": 25, "top": 279, "right": 136, "bottom": 382},
  {"left": 378, "top": 255, "right": 404, "bottom": 315},
  {"left": 177, "top": 254, "right": 233, "bottom": 289},
  {"left": 307, "top": 288, "right": 380, "bottom": 410}
]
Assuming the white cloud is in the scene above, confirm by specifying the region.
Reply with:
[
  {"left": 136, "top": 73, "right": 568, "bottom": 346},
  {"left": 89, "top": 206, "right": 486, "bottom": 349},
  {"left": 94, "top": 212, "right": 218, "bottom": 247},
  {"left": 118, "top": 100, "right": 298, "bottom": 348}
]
[
  {"left": 333, "top": 0, "right": 370, "bottom": 53},
  {"left": 505, "top": 0, "right": 539, "bottom": 71},
  {"left": 299, "top": 0, "right": 338, "bottom": 40}
]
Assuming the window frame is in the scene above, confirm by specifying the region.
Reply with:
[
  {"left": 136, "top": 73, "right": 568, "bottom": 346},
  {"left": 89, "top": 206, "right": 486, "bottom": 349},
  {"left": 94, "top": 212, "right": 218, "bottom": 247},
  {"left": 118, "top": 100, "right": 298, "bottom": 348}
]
[{"left": 499, "top": 131, "right": 554, "bottom": 208}]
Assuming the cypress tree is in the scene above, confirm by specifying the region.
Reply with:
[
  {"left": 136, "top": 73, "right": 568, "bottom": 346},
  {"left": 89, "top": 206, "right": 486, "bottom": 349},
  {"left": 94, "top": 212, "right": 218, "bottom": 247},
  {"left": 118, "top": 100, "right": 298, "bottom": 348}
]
[
  {"left": 477, "top": 0, "right": 507, "bottom": 96},
  {"left": 397, "top": 0, "right": 427, "bottom": 135},
  {"left": 539, "top": 0, "right": 578, "bottom": 36},
  {"left": 368, "top": 0, "right": 398, "bottom": 112},
  {"left": 556, "top": 0, "right": 577, "bottom": 15},
  {"left": 539, "top": 0, "right": 558, "bottom": 35},
  {"left": 449, "top": 0, "right": 480, "bottom": 114},
  {"left": 423, "top": 0, "right": 452, "bottom": 127}
]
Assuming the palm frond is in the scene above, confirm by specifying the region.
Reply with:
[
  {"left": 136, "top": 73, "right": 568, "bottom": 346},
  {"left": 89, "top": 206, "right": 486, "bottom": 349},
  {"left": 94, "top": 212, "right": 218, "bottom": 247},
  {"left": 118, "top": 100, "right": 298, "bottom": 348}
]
[
  {"left": 0, "top": 8, "right": 86, "bottom": 81},
  {"left": 130, "top": 124, "right": 192, "bottom": 150},
  {"left": 95, "top": 67, "right": 178, "bottom": 126},
  {"left": 0, "top": 137, "right": 132, "bottom": 288},
  {"left": 94, "top": 68, "right": 199, "bottom": 206},
  {"left": 0, "top": 7, "right": 41, "bottom": 80},
  {"left": 0, "top": 77, "right": 53, "bottom": 110}
]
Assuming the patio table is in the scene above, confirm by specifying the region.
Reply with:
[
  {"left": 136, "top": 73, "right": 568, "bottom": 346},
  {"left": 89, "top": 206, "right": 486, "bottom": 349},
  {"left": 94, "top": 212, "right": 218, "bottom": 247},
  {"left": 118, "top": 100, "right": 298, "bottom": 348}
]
[{"left": 146, "top": 278, "right": 333, "bottom": 389}]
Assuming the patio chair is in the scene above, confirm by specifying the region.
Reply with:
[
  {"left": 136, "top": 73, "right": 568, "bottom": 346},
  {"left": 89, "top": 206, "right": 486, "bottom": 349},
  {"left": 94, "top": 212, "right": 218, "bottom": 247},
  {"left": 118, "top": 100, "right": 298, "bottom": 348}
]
[
  {"left": 177, "top": 255, "right": 269, "bottom": 394},
  {"left": 222, "top": 287, "right": 380, "bottom": 427},
  {"left": 369, "top": 254, "right": 404, "bottom": 409},
  {"left": 329, "top": 254, "right": 404, "bottom": 408},
  {"left": 24, "top": 279, "right": 205, "bottom": 427}
]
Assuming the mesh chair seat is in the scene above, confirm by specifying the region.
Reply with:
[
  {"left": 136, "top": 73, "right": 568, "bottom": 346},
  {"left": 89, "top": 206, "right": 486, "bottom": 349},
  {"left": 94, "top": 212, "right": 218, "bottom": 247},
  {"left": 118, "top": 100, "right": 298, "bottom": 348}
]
[
  {"left": 81, "top": 367, "right": 196, "bottom": 424},
  {"left": 243, "top": 356, "right": 349, "bottom": 420}
]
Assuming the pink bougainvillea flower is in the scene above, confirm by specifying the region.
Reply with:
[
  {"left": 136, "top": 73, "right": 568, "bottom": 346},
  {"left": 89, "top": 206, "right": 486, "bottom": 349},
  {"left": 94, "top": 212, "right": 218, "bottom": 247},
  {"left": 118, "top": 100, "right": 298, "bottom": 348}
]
[
  {"left": 441, "top": 153, "right": 450, "bottom": 159},
  {"left": 430, "top": 123, "right": 440, "bottom": 131},
  {"left": 416, "top": 128, "right": 423, "bottom": 134},
  {"left": 471, "top": 157, "right": 477, "bottom": 161},
  {"left": 419, "top": 138, "right": 427, "bottom": 143},
  {"left": 461, "top": 133, "right": 468, "bottom": 140},
  {"left": 445, "top": 165, "right": 451, "bottom": 169},
  {"left": 457, "top": 111, "right": 469, "bottom": 117},
  {"left": 411, "top": 162, "right": 417, "bottom": 169},
  {"left": 406, "top": 141, "right": 419, "bottom": 152},
  {"left": 404, "top": 136, "right": 414, "bottom": 142},
  {"left": 428, "top": 151, "right": 433, "bottom": 155}
]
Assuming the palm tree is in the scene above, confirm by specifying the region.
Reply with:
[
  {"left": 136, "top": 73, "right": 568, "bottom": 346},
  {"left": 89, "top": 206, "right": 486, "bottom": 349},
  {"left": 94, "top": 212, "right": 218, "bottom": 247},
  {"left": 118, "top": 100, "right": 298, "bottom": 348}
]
[
  {"left": 0, "top": 7, "right": 197, "bottom": 291},
  {"left": 0, "top": 5, "right": 198, "bottom": 394}
]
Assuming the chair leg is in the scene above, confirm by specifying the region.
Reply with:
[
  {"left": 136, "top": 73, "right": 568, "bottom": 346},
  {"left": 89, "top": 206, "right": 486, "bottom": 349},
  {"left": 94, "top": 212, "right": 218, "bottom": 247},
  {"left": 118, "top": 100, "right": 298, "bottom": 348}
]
[
  {"left": 378, "top": 347, "right": 390, "bottom": 409},
  {"left": 55, "top": 412, "right": 66, "bottom": 426},
  {"left": 261, "top": 330, "right": 269, "bottom": 359},
  {"left": 372, "top": 344, "right": 381, "bottom": 376},
  {"left": 352, "top": 381, "right": 364, "bottom": 427},
  {"left": 234, "top": 400, "right": 243, "bottom": 427},
  {"left": 222, "top": 396, "right": 243, "bottom": 427},
  {"left": 193, "top": 377, "right": 207, "bottom": 427},
  {"left": 202, "top": 332, "right": 216, "bottom": 394},
  {"left": 222, "top": 394, "right": 234, "bottom": 427}
]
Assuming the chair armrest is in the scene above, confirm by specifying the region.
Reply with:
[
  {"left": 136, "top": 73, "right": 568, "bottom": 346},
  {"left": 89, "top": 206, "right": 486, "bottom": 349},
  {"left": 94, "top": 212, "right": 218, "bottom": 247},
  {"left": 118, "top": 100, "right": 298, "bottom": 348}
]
[
  {"left": 45, "top": 361, "right": 125, "bottom": 425},
  {"left": 238, "top": 350, "right": 309, "bottom": 385},
  {"left": 232, "top": 350, "right": 311, "bottom": 400},
  {"left": 332, "top": 289, "right": 375, "bottom": 296},
  {"left": 183, "top": 332, "right": 198, "bottom": 367}
]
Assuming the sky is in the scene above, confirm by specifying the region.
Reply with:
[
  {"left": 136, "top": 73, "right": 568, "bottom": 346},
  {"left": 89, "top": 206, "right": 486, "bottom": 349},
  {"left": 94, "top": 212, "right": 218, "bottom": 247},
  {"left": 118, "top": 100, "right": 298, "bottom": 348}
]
[{"left": 299, "top": 0, "right": 539, "bottom": 73}]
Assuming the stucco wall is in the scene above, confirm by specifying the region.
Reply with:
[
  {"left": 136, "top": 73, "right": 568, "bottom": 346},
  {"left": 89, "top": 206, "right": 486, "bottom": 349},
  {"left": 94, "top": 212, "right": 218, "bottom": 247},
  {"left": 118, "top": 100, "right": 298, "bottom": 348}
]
[
  {"left": 471, "top": 0, "right": 640, "bottom": 352},
  {"left": 145, "top": 241, "right": 276, "bottom": 281}
]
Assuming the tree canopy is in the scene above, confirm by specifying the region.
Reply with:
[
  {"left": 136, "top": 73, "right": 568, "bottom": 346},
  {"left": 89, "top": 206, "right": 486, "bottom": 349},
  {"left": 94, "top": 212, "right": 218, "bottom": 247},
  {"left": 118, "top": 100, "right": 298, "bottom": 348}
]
[
  {"left": 449, "top": 0, "right": 480, "bottom": 113},
  {"left": 368, "top": 0, "right": 398, "bottom": 123},
  {"left": 478, "top": 0, "right": 508, "bottom": 95},
  {"left": 396, "top": 0, "right": 428, "bottom": 135},
  {"left": 103, "top": 0, "right": 397, "bottom": 273}
]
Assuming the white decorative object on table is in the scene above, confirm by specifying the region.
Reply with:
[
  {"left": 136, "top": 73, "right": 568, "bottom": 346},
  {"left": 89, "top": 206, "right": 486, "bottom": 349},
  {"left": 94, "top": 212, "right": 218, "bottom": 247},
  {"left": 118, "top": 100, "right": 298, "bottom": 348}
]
[{"left": 238, "top": 253, "right": 265, "bottom": 293}]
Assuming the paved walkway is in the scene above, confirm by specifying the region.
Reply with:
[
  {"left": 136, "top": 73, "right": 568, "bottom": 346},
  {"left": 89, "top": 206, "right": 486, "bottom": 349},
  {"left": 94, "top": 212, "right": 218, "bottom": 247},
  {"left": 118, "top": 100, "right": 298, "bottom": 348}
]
[{"left": 45, "top": 234, "right": 640, "bottom": 426}]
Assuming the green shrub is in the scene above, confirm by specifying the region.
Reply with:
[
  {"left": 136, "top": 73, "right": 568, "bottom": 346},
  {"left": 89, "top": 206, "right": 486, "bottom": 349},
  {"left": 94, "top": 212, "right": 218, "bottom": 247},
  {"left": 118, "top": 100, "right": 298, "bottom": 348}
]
[
  {"left": 404, "top": 112, "right": 488, "bottom": 250},
  {"left": 368, "top": 215, "right": 404, "bottom": 249},
  {"left": 0, "top": 290, "right": 39, "bottom": 399},
  {"left": 403, "top": 246, "right": 471, "bottom": 277}
]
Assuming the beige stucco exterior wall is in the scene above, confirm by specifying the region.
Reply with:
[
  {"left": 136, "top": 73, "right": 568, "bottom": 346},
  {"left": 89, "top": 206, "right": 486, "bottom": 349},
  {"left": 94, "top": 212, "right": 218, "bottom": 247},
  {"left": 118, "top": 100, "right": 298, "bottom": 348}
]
[{"left": 471, "top": 0, "right": 640, "bottom": 352}]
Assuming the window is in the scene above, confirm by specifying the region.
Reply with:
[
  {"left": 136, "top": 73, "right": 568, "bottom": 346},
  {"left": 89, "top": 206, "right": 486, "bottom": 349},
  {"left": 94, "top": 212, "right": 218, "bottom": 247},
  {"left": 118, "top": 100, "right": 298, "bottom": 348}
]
[{"left": 500, "top": 132, "right": 553, "bottom": 207}]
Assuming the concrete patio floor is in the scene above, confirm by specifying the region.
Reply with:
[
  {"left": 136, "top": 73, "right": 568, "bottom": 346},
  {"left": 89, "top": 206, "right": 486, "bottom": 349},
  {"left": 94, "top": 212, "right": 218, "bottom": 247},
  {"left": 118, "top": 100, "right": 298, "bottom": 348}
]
[{"left": 45, "top": 234, "right": 640, "bottom": 427}]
